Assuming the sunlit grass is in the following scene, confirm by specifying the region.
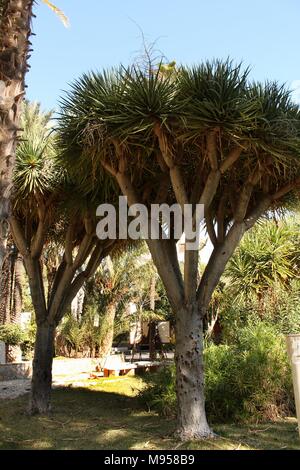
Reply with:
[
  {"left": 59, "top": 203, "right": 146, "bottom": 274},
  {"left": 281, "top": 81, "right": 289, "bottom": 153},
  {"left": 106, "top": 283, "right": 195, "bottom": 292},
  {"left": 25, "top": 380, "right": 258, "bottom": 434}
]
[{"left": 0, "top": 377, "right": 299, "bottom": 450}]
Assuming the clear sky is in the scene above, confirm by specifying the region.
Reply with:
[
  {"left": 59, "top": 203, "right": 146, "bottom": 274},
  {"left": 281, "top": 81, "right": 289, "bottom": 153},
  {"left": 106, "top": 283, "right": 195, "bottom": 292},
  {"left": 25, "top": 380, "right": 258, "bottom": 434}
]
[{"left": 27, "top": 0, "right": 300, "bottom": 111}]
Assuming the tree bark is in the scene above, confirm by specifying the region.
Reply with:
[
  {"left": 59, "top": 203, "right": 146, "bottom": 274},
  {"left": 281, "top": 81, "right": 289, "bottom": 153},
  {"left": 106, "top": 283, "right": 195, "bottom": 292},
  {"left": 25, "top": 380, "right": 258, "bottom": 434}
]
[
  {"left": 0, "top": 244, "right": 11, "bottom": 323},
  {"left": 12, "top": 251, "right": 23, "bottom": 322},
  {"left": 175, "top": 302, "right": 214, "bottom": 440},
  {"left": 0, "top": 0, "right": 34, "bottom": 272},
  {"left": 99, "top": 303, "right": 116, "bottom": 358},
  {"left": 29, "top": 322, "right": 55, "bottom": 415},
  {"left": 149, "top": 321, "right": 157, "bottom": 361}
]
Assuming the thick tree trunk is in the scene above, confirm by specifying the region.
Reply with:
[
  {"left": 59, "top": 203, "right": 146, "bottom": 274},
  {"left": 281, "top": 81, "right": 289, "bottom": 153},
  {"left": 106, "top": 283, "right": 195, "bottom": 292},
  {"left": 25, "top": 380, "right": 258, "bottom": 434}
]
[
  {"left": 175, "top": 302, "right": 214, "bottom": 440},
  {"left": 0, "top": 0, "right": 34, "bottom": 273},
  {"left": 0, "top": 245, "right": 23, "bottom": 361},
  {"left": 29, "top": 322, "right": 55, "bottom": 415},
  {"left": 99, "top": 303, "right": 116, "bottom": 358}
]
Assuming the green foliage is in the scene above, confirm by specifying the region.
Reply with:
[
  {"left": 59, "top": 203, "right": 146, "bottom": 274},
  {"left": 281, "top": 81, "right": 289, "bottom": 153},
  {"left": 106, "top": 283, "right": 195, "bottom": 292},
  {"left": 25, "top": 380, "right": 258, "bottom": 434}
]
[
  {"left": 0, "top": 324, "right": 26, "bottom": 346},
  {"left": 140, "top": 323, "right": 294, "bottom": 423},
  {"left": 140, "top": 363, "right": 177, "bottom": 417},
  {"left": 58, "top": 59, "right": 300, "bottom": 222},
  {"left": 21, "top": 322, "right": 36, "bottom": 360},
  {"left": 13, "top": 102, "right": 60, "bottom": 206},
  {"left": 205, "top": 323, "right": 294, "bottom": 422},
  {"left": 220, "top": 279, "right": 300, "bottom": 342},
  {"left": 219, "top": 217, "right": 300, "bottom": 342},
  {"left": 59, "top": 314, "right": 90, "bottom": 355},
  {"left": 83, "top": 245, "right": 172, "bottom": 346},
  {"left": 225, "top": 219, "right": 300, "bottom": 300}
]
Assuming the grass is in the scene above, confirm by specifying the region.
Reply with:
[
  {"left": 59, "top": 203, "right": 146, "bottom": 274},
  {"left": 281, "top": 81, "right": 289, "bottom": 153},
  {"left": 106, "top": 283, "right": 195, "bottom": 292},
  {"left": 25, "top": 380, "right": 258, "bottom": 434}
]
[{"left": 0, "top": 376, "right": 299, "bottom": 450}]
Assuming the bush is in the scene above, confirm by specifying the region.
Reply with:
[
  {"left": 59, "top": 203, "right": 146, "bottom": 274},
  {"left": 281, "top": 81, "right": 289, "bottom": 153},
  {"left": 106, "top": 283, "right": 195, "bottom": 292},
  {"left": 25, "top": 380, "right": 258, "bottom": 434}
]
[
  {"left": 205, "top": 323, "right": 294, "bottom": 422},
  {"left": 0, "top": 323, "right": 26, "bottom": 346},
  {"left": 21, "top": 322, "right": 36, "bottom": 360},
  {"left": 141, "top": 364, "right": 176, "bottom": 416},
  {"left": 140, "top": 323, "right": 294, "bottom": 423},
  {"left": 220, "top": 280, "right": 300, "bottom": 343}
]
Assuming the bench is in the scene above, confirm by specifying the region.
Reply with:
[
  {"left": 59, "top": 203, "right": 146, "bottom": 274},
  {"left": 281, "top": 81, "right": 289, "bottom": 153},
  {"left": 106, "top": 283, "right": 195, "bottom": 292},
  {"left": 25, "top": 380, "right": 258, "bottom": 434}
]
[{"left": 103, "top": 360, "right": 161, "bottom": 377}]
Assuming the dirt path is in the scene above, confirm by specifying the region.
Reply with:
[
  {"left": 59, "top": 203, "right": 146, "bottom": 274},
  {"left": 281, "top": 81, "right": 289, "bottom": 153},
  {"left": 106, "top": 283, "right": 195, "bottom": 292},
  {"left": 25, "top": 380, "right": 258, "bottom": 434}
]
[
  {"left": 0, "top": 379, "right": 31, "bottom": 399},
  {"left": 0, "top": 372, "right": 94, "bottom": 400}
]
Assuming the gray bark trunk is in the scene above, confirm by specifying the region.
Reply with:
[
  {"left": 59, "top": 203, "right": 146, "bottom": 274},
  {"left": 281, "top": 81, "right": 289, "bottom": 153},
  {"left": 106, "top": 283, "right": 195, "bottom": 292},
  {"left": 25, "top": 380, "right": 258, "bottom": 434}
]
[
  {"left": 29, "top": 322, "right": 55, "bottom": 415},
  {"left": 175, "top": 302, "right": 214, "bottom": 440}
]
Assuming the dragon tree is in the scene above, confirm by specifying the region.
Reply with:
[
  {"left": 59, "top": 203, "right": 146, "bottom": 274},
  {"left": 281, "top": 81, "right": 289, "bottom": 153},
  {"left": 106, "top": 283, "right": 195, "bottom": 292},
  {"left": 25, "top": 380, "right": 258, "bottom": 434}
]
[
  {"left": 10, "top": 102, "right": 118, "bottom": 414},
  {"left": 58, "top": 61, "right": 300, "bottom": 440}
]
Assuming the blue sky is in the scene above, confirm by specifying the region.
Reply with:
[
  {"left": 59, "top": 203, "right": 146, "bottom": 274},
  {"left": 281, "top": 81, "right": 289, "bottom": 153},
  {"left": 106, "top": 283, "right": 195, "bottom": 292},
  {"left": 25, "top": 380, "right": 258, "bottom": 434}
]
[{"left": 27, "top": 0, "right": 300, "bottom": 110}]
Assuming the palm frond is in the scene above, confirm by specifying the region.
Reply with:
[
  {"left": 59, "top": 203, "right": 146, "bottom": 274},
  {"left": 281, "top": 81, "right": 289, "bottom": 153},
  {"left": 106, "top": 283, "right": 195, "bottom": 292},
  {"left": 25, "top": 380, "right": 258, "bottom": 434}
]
[{"left": 42, "top": 0, "right": 69, "bottom": 27}]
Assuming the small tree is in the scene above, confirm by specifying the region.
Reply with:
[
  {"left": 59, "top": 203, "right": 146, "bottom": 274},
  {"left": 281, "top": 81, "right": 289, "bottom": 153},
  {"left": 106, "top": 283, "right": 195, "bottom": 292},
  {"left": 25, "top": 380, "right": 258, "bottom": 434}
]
[
  {"left": 59, "top": 61, "right": 300, "bottom": 439},
  {"left": 10, "top": 103, "right": 118, "bottom": 414}
]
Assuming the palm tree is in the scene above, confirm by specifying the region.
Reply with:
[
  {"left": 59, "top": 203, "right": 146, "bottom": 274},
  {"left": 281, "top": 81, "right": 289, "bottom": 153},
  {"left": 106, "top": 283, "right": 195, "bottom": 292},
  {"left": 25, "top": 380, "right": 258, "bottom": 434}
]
[
  {"left": 0, "top": 101, "right": 52, "bottom": 328},
  {"left": 89, "top": 246, "right": 151, "bottom": 358},
  {"left": 59, "top": 60, "right": 300, "bottom": 440},
  {"left": 0, "top": 0, "right": 67, "bottom": 283},
  {"left": 0, "top": 0, "right": 34, "bottom": 273}
]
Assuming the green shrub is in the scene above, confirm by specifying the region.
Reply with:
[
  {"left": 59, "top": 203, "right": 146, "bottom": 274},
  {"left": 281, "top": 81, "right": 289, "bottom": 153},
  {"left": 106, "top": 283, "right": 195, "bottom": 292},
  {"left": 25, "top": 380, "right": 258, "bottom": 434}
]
[
  {"left": 140, "top": 364, "right": 176, "bottom": 416},
  {"left": 204, "top": 343, "right": 241, "bottom": 421},
  {"left": 140, "top": 323, "right": 294, "bottom": 423},
  {"left": 220, "top": 280, "right": 300, "bottom": 343},
  {"left": 21, "top": 322, "right": 36, "bottom": 360},
  {"left": 0, "top": 323, "right": 26, "bottom": 346},
  {"left": 205, "top": 323, "right": 294, "bottom": 422}
]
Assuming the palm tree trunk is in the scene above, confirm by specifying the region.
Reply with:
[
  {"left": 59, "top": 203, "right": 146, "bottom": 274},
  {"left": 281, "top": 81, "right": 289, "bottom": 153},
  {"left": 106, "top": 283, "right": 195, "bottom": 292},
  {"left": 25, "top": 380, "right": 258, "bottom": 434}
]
[
  {"left": 99, "top": 303, "right": 116, "bottom": 358},
  {"left": 0, "top": 0, "right": 34, "bottom": 272},
  {"left": 0, "top": 244, "right": 11, "bottom": 324},
  {"left": 11, "top": 251, "right": 23, "bottom": 323},
  {"left": 0, "top": 244, "right": 23, "bottom": 361},
  {"left": 8, "top": 250, "right": 24, "bottom": 361},
  {"left": 149, "top": 275, "right": 156, "bottom": 360}
]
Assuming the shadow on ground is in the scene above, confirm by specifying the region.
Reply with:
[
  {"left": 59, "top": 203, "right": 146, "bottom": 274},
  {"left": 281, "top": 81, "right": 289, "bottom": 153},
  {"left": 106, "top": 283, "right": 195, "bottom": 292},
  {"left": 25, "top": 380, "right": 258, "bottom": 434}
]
[{"left": 0, "top": 377, "right": 299, "bottom": 450}]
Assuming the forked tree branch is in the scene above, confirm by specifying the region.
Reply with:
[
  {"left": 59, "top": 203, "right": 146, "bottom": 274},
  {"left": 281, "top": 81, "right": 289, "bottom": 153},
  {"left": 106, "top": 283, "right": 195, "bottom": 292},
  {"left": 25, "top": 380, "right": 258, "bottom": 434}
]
[
  {"left": 234, "top": 168, "right": 262, "bottom": 222},
  {"left": 107, "top": 154, "right": 185, "bottom": 308},
  {"left": 9, "top": 216, "right": 28, "bottom": 256},
  {"left": 220, "top": 147, "right": 243, "bottom": 174},
  {"left": 197, "top": 172, "right": 300, "bottom": 313},
  {"left": 197, "top": 221, "right": 246, "bottom": 311},
  {"left": 65, "top": 217, "right": 77, "bottom": 266},
  {"left": 55, "top": 240, "right": 106, "bottom": 323},
  {"left": 216, "top": 193, "right": 226, "bottom": 243},
  {"left": 154, "top": 125, "right": 189, "bottom": 209},
  {"left": 205, "top": 209, "right": 218, "bottom": 247},
  {"left": 206, "top": 130, "right": 218, "bottom": 170},
  {"left": 147, "top": 238, "right": 185, "bottom": 309},
  {"left": 272, "top": 176, "right": 300, "bottom": 200}
]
